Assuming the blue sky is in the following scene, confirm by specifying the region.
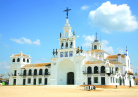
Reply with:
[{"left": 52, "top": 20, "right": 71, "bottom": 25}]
[{"left": 0, "top": 0, "right": 138, "bottom": 74}]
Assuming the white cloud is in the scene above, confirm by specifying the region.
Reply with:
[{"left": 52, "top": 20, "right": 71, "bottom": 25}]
[
  {"left": 101, "top": 40, "right": 114, "bottom": 54},
  {"left": 4, "top": 66, "right": 10, "bottom": 69},
  {"left": 35, "top": 61, "right": 41, "bottom": 63},
  {"left": 81, "top": 5, "right": 89, "bottom": 10},
  {"left": 117, "top": 47, "right": 125, "bottom": 54},
  {"left": 42, "top": 58, "right": 47, "bottom": 60},
  {"left": 77, "top": 35, "right": 80, "bottom": 38},
  {"left": 82, "top": 35, "right": 95, "bottom": 48},
  {"left": 10, "top": 37, "right": 41, "bottom": 45},
  {"left": 2, "top": 61, "right": 8, "bottom": 66},
  {"left": 88, "top": 1, "right": 138, "bottom": 33}
]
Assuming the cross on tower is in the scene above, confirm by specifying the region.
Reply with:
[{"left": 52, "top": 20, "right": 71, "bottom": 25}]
[
  {"left": 63, "top": 7, "right": 71, "bottom": 19},
  {"left": 96, "top": 32, "right": 98, "bottom": 39}
]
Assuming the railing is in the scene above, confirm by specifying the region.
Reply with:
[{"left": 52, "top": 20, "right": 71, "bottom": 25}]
[{"left": 19, "top": 73, "right": 50, "bottom": 76}]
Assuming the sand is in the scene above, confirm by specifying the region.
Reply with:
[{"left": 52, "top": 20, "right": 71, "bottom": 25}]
[{"left": 0, "top": 85, "right": 138, "bottom": 97}]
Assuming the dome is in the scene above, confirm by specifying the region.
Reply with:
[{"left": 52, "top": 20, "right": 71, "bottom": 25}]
[{"left": 94, "top": 38, "right": 99, "bottom": 42}]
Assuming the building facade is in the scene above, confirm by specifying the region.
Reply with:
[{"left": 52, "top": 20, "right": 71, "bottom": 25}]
[{"left": 9, "top": 18, "right": 134, "bottom": 86}]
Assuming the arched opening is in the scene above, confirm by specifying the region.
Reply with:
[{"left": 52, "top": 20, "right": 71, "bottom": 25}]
[
  {"left": 61, "top": 43, "right": 64, "bottom": 49},
  {"left": 94, "top": 45, "right": 97, "bottom": 49},
  {"left": 116, "top": 67, "right": 118, "bottom": 71},
  {"left": 67, "top": 72, "right": 74, "bottom": 85},
  {"left": 12, "top": 59, "right": 15, "bottom": 62},
  {"left": 57, "top": 59, "right": 75, "bottom": 85},
  {"left": 23, "top": 58, "right": 25, "bottom": 62},
  {"left": 27, "top": 59, "right": 29, "bottom": 63},
  {"left": 112, "top": 67, "right": 113, "bottom": 74},
  {"left": 39, "top": 69, "right": 42, "bottom": 75},
  {"left": 28, "top": 69, "right": 32, "bottom": 75},
  {"left": 70, "top": 42, "right": 73, "bottom": 48},
  {"left": 101, "top": 66, "right": 105, "bottom": 73},
  {"left": 66, "top": 42, "right": 68, "bottom": 48},
  {"left": 87, "top": 66, "right": 92, "bottom": 74},
  {"left": 34, "top": 69, "right": 37, "bottom": 75},
  {"left": 45, "top": 69, "right": 48, "bottom": 75},
  {"left": 17, "top": 58, "right": 20, "bottom": 62},
  {"left": 23, "top": 70, "right": 26, "bottom": 76},
  {"left": 94, "top": 66, "right": 98, "bottom": 74}
]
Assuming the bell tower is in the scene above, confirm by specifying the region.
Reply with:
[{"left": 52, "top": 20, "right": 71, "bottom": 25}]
[{"left": 91, "top": 32, "right": 102, "bottom": 50}]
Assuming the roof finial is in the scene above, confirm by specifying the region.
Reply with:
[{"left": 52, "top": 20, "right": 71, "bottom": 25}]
[
  {"left": 126, "top": 46, "right": 128, "bottom": 51},
  {"left": 96, "top": 32, "right": 98, "bottom": 39},
  {"left": 63, "top": 7, "right": 71, "bottom": 19}
]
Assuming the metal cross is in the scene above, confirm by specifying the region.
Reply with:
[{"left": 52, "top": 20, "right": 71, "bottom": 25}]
[
  {"left": 63, "top": 7, "right": 71, "bottom": 19},
  {"left": 96, "top": 32, "right": 98, "bottom": 39}
]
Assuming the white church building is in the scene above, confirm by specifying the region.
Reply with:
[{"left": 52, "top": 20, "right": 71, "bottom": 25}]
[{"left": 9, "top": 10, "right": 135, "bottom": 86}]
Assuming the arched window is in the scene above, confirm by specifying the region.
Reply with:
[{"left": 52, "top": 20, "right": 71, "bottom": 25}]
[
  {"left": 23, "top": 58, "right": 25, "bottom": 62},
  {"left": 45, "top": 69, "right": 48, "bottom": 75},
  {"left": 12, "top": 59, "right": 15, "bottom": 62},
  {"left": 116, "top": 67, "right": 118, "bottom": 71},
  {"left": 101, "top": 66, "right": 105, "bottom": 73},
  {"left": 28, "top": 69, "right": 32, "bottom": 75},
  {"left": 87, "top": 67, "right": 92, "bottom": 74},
  {"left": 17, "top": 58, "right": 20, "bottom": 62},
  {"left": 112, "top": 67, "right": 113, "bottom": 74},
  {"left": 94, "top": 45, "right": 97, "bottom": 49},
  {"left": 27, "top": 59, "right": 29, "bottom": 63},
  {"left": 39, "top": 69, "right": 42, "bottom": 75},
  {"left": 61, "top": 43, "right": 64, "bottom": 49},
  {"left": 70, "top": 42, "right": 73, "bottom": 48},
  {"left": 23, "top": 70, "right": 26, "bottom": 76},
  {"left": 94, "top": 66, "right": 98, "bottom": 74},
  {"left": 34, "top": 69, "right": 37, "bottom": 75}
]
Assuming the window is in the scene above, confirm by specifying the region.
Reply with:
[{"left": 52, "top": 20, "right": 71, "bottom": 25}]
[
  {"left": 23, "top": 58, "right": 25, "bottom": 62},
  {"left": 28, "top": 69, "right": 32, "bottom": 75},
  {"left": 115, "top": 67, "right": 118, "bottom": 71},
  {"left": 12, "top": 59, "right": 15, "bottom": 62},
  {"left": 39, "top": 78, "right": 42, "bottom": 84},
  {"left": 61, "top": 43, "right": 64, "bottom": 49},
  {"left": 94, "top": 66, "right": 98, "bottom": 74},
  {"left": 14, "top": 70, "right": 17, "bottom": 76},
  {"left": 65, "top": 51, "right": 68, "bottom": 57},
  {"left": 66, "top": 42, "right": 68, "bottom": 48},
  {"left": 94, "top": 77, "right": 98, "bottom": 83},
  {"left": 101, "top": 66, "right": 105, "bottom": 73},
  {"left": 45, "top": 69, "right": 48, "bottom": 75},
  {"left": 94, "top": 45, "right": 97, "bottom": 49},
  {"left": 28, "top": 78, "right": 31, "bottom": 84},
  {"left": 17, "top": 58, "right": 20, "bottom": 62},
  {"left": 23, "top": 70, "right": 26, "bottom": 76},
  {"left": 111, "top": 77, "right": 112, "bottom": 83},
  {"left": 39, "top": 69, "right": 42, "bottom": 75},
  {"left": 87, "top": 67, "right": 92, "bottom": 74},
  {"left": 27, "top": 59, "right": 29, "bottom": 63},
  {"left": 60, "top": 52, "right": 63, "bottom": 57},
  {"left": 116, "top": 78, "right": 118, "bottom": 83},
  {"left": 69, "top": 51, "right": 73, "bottom": 57},
  {"left": 34, "top": 69, "right": 37, "bottom": 75},
  {"left": 70, "top": 42, "right": 73, "bottom": 48}
]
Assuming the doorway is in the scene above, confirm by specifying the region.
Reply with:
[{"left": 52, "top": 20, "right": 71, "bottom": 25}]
[
  {"left": 45, "top": 78, "right": 47, "bottom": 85},
  {"left": 34, "top": 79, "right": 36, "bottom": 85},
  {"left": 13, "top": 79, "right": 16, "bottom": 85},
  {"left": 23, "top": 79, "right": 26, "bottom": 85},
  {"left": 101, "top": 77, "right": 105, "bottom": 85},
  {"left": 67, "top": 72, "right": 74, "bottom": 85},
  {"left": 88, "top": 78, "right": 91, "bottom": 85}
]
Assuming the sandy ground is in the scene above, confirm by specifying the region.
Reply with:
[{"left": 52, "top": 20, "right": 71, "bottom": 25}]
[{"left": 0, "top": 85, "right": 138, "bottom": 97}]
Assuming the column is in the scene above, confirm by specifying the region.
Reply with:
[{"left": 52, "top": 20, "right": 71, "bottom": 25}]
[
  {"left": 64, "top": 41, "right": 65, "bottom": 49},
  {"left": 99, "top": 66, "right": 101, "bottom": 74},
  {"left": 37, "top": 69, "right": 39, "bottom": 75},
  {"left": 59, "top": 41, "right": 61, "bottom": 49},
  {"left": 68, "top": 40, "right": 70, "bottom": 48}
]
